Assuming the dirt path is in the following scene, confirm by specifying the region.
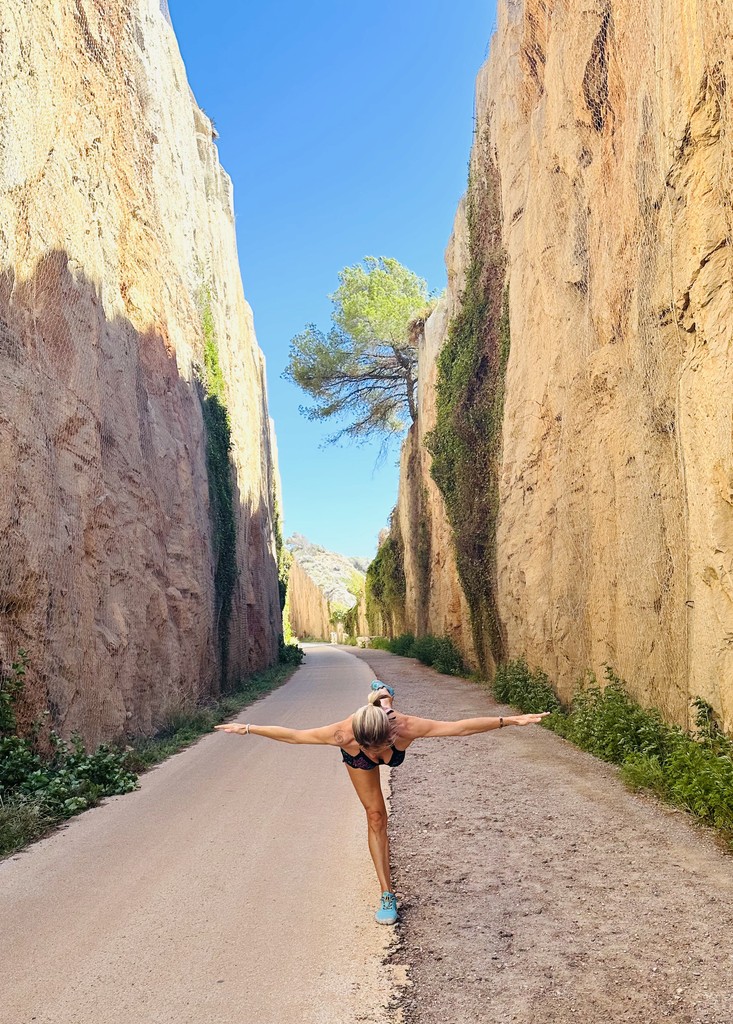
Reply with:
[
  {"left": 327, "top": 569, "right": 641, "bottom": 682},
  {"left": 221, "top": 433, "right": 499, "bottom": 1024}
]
[
  {"left": 347, "top": 648, "right": 733, "bottom": 1024},
  {"left": 0, "top": 647, "right": 399, "bottom": 1024}
]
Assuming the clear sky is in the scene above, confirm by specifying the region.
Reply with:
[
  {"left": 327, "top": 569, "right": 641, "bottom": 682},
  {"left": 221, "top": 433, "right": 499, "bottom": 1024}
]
[{"left": 168, "top": 0, "right": 497, "bottom": 560}]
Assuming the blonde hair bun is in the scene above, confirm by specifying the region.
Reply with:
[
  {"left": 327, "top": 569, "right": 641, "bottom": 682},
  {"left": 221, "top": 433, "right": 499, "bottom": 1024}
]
[{"left": 352, "top": 704, "right": 392, "bottom": 749}]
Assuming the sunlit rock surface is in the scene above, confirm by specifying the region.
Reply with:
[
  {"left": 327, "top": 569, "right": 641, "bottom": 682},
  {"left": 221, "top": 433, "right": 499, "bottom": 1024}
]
[{"left": 396, "top": 0, "right": 733, "bottom": 728}]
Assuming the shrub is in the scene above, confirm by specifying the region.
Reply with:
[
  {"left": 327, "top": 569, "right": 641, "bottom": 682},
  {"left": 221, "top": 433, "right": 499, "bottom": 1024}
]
[
  {"left": 0, "top": 651, "right": 301, "bottom": 857},
  {"left": 495, "top": 659, "right": 733, "bottom": 843},
  {"left": 278, "top": 638, "right": 306, "bottom": 666},
  {"left": 369, "top": 637, "right": 391, "bottom": 651},
  {"left": 368, "top": 632, "right": 465, "bottom": 675},
  {"left": 560, "top": 669, "right": 676, "bottom": 765},
  {"left": 389, "top": 633, "right": 415, "bottom": 657},
  {"left": 409, "top": 634, "right": 464, "bottom": 675},
  {"left": 493, "top": 660, "right": 562, "bottom": 714},
  {"left": 0, "top": 652, "right": 138, "bottom": 855}
]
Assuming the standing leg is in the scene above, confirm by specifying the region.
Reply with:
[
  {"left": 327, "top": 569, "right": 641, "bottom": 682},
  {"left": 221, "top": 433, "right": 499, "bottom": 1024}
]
[{"left": 345, "top": 764, "right": 392, "bottom": 894}]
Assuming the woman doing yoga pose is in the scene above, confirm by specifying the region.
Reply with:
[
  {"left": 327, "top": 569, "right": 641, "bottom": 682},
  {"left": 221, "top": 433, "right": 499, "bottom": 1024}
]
[{"left": 215, "top": 682, "right": 549, "bottom": 925}]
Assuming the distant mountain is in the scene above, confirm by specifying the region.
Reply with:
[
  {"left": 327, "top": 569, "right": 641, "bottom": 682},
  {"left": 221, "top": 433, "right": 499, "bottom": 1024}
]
[{"left": 286, "top": 533, "right": 367, "bottom": 608}]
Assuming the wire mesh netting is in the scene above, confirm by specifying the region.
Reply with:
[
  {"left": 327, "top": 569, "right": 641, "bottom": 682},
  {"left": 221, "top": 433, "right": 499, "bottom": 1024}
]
[
  {"left": 0, "top": 0, "right": 280, "bottom": 747},
  {"left": 482, "top": 0, "right": 733, "bottom": 727}
]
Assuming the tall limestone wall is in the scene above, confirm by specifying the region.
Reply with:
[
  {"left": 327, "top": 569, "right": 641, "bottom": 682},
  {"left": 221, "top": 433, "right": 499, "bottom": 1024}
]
[
  {"left": 392, "top": 0, "right": 733, "bottom": 729},
  {"left": 392, "top": 298, "right": 477, "bottom": 665},
  {"left": 288, "top": 559, "right": 332, "bottom": 642},
  {"left": 287, "top": 557, "right": 370, "bottom": 642},
  {"left": 0, "top": 0, "right": 282, "bottom": 744}
]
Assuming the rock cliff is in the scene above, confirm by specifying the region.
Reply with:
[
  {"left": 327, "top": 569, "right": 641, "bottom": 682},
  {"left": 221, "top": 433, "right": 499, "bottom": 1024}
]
[
  {"left": 287, "top": 539, "right": 370, "bottom": 642},
  {"left": 390, "top": 301, "right": 477, "bottom": 665},
  {"left": 0, "top": 0, "right": 282, "bottom": 743},
  {"left": 287, "top": 559, "right": 332, "bottom": 642},
  {"left": 387, "top": 0, "right": 733, "bottom": 729}
]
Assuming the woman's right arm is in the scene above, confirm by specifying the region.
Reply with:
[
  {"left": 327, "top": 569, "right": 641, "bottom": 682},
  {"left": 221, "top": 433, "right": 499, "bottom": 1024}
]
[{"left": 214, "top": 721, "right": 347, "bottom": 745}]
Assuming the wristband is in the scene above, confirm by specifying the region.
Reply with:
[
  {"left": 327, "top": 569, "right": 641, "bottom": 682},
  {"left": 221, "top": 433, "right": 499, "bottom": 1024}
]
[
  {"left": 499, "top": 717, "right": 504, "bottom": 728},
  {"left": 245, "top": 723, "right": 250, "bottom": 735}
]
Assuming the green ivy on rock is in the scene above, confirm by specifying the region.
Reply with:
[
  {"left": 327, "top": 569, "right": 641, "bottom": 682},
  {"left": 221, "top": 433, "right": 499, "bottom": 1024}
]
[{"left": 425, "top": 152, "right": 509, "bottom": 674}]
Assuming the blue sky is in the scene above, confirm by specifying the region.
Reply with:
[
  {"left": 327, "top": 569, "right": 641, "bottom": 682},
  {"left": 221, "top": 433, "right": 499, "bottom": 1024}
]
[{"left": 169, "top": 1, "right": 497, "bottom": 559}]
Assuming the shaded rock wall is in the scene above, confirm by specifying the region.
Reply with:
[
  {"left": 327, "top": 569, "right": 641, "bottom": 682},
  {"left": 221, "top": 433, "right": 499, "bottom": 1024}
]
[
  {"left": 0, "top": 0, "right": 281, "bottom": 743},
  {"left": 394, "top": 0, "right": 733, "bottom": 728}
]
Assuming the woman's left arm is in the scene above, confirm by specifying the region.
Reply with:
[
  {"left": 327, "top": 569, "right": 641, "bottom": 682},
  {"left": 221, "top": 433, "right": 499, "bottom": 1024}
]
[{"left": 407, "top": 712, "right": 550, "bottom": 738}]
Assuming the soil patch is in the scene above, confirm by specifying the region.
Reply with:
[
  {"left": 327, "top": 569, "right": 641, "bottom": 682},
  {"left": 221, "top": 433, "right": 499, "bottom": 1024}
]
[{"left": 348, "top": 648, "right": 733, "bottom": 1024}]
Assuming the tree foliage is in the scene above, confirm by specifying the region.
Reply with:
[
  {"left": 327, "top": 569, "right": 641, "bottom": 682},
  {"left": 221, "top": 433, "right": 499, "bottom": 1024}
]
[{"left": 285, "top": 257, "right": 434, "bottom": 446}]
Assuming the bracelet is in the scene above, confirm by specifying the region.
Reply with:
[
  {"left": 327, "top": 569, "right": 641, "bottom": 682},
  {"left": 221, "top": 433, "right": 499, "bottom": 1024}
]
[
  {"left": 245, "top": 723, "right": 250, "bottom": 735},
  {"left": 499, "top": 717, "right": 504, "bottom": 728}
]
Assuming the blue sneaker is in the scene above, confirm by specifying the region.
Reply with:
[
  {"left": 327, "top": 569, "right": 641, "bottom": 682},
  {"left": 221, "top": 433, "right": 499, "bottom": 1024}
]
[
  {"left": 370, "top": 680, "right": 395, "bottom": 697},
  {"left": 375, "top": 891, "right": 398, "bottom": 925}
]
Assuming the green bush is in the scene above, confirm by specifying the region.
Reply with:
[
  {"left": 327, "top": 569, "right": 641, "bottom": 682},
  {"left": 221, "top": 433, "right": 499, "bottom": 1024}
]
[
  {"left": 278, "top": 638, "right": 306, "bottom": 666},
  {"left": 389, "top": 633, "right": 415, "bottom": 657},
  {"left": 369, "top": 637, "right": 391, "bottom": 651},
  {"left": 408, "top": 634, "right": 464, "bottom": 675},
  {"left": 495, "top": 659, "right": 733, "bottom": 843},
  {"left": 493, "top": 659, "right": 562, "bottom": 714},
  {"left": 369, "top": 632, "right": 465, "bottom": 675},
  {"left": 560, "top": 670, "right": 677, "bottom": 764},
  {"left": 1, "top": 651, "right": 301, "bottom": 857},
  {"left": 0, "top": 652, "right": 138, "bottom": 855}
]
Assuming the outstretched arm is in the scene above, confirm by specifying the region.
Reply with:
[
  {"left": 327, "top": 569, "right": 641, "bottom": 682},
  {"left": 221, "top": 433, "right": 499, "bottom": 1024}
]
[
  {"left": 214, "top": 720, "right": 347, "bottom": 745},
  {"left": 407, "top": 712, "right": 550, "bottom": 738}
]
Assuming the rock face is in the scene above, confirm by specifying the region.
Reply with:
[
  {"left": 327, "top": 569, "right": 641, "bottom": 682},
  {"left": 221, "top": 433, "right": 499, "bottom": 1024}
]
[
  {"left": 286, "top": 533, "right": 368, "bottom": 607},
  {"left": 287, "top": 548, "right": 370, "bottom": 642},
  {"left": 0, "top": 0, "right": 282, "bottom": 743},
  {"left": 287, "top": 559, "right": 332, "bottom": 642},
  {"left": 392, "top": 0, "right": 733, "bottom": 729},
  {"left": 392, "top": 298, "right": 477, "bottom": 665}
]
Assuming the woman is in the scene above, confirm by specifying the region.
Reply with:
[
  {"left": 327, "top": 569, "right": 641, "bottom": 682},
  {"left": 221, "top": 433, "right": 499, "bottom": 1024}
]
[{"left": 215, "top": 682, "right": 549, "bottom": 925}]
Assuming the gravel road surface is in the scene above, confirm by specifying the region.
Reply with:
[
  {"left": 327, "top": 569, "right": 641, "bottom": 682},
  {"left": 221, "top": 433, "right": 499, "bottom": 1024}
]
[{"left": 347, "top": 647, "right": 733, "bottom": 1024}]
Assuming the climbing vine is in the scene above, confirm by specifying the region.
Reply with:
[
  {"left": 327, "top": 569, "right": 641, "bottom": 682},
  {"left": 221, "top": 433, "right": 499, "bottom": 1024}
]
[
  {"left": 415, "top": 484, "right": 432, "bottom": 634},
  {"left": 365, "top": 513, "right": 406, "bottom": 637},
  {"left": 196, "top": 287, "right": 237, "bottom": 688},
  {"left": 424, "top": 150, "right": 509, "bottom": 673}
]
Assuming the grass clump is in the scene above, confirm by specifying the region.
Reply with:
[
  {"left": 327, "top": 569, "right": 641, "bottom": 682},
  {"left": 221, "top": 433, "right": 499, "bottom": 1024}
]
[
  {"left": 493, "top": 659, "right": 562, "bottom": 715},
  {"left": 494, "top": 660, "right": 733, "bottom": 843},
  {"left": 123, "top": 656, "right": 300, "bottom": 772}
]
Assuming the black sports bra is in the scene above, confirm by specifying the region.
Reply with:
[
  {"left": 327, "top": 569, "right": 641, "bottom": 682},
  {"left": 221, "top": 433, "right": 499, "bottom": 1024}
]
[{"left": 340, "top": 745, "right": 406, "bottom": 771}]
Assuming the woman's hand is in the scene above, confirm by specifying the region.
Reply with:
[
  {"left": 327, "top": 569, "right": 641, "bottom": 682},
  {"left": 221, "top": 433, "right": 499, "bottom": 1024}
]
[
  {"left": 214, "top": 723, "right": 248, "bottom": 736},
  {"left": 513, "top": 712, "right": 552, "bottom": 726}
]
